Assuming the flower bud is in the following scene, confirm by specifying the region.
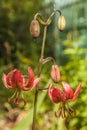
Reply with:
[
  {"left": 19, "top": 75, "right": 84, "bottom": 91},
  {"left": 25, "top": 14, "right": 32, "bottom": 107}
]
[
  {"left": 50, "top": 65, "right": 60, "bottom": 83},
  {"left": 58, "top": 15, "right": 66, "bottom": 31},
  {"left": 30, "top": 19, "right": 40, "bottom": 38}
]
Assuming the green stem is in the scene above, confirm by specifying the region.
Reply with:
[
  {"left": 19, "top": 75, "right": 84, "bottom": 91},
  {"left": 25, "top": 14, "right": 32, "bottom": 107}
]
[
  {"left": 40, "top": 25, "right": 47, "bottom": 60},
  {"left": 32, "top": 7, "right": 63, "bottom": 129},
  {"left": 41, "top": 57, "right": 56, "bottom": 65},
  {"left": 32, "top": 87, "right": 38, "bottom": 130},
  {"left": 38, "top": 87, "right": 48, "bottom": 91},
  {"left": 32, "top": 25, "right": 47, "bottom": 130}
]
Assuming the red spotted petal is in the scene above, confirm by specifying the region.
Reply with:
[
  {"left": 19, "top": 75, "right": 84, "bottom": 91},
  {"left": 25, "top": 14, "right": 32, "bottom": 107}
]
[
  {"left": 2, "top": 69, "right": 23, "bottom": 89},
  {"left": 2, "top": 69, "right": 17, "bottom": 89},
  {"left": 70, "top": 82, "right": 82, "bottom": 101},
  {"left": 11, "top": 69, "right": 23, "bottom": 89},
  {"left": 48, "top": 84, "right": 63, "bottom": 103},
  {"left": 2, "top": 73, "right": 12, "bottom": 89},
  {"left": 62, "top": 82, "right": 74, "bottom": 99},
  {"left": 23, "top": 67, "right": 34, "bottom": 90},
  {"left": 6, "top": 69, "right": 17, "bottom": 86}
]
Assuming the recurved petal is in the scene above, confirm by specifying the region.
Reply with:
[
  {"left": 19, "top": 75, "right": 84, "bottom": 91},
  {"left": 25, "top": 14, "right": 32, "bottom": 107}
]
[
  {"left": 62, "top": 82, "right": 74, "bottom": 99},
  {"left": 23, "top": 67, "right": 34, "bottom": 90},
  {"left": 6, "top": 69, "right": 17, "bottom": 86},
  {"left": 48, "top": 84, "right": 53, "bottom": 101},
  {"left": 11, "top": 69, "right": 23, "bottom": 89},
  {"left": 23, "top": 86, "right": 32, "bottom": 91},
  {"left": 70, "top": 82, "right": 82, "bottom": 102},
  {"left": 11, "top": 70, "right": 23, "bottom": 83},
  {"left": 23, "top": 77, "right": 40, "bottom": 91},
  {"left": 2, "top": 73, "right": 13, "bottom": 89},
  {"left": 33, "top": 77, "right": 40, "bottom": 87}
]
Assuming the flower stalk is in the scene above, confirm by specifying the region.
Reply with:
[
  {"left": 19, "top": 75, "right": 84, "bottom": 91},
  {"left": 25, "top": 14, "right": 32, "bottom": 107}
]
[
  {"left": 32, "top": 7, "right": 66, "bottom": 130},
  {"left": 32, "top": 25, "right": 47, "bottom": 130}
]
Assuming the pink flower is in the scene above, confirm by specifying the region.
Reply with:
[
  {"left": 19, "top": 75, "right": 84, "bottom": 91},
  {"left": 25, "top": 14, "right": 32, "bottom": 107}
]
[
  {"left": 48, "top": 82, "right": 82, "bottom": 118},
  {"left": 50, "top": 65, "right": 60, "bottom": 83},
  {"left": 2, "top": 67, "right": 40, "bottom": 105}
]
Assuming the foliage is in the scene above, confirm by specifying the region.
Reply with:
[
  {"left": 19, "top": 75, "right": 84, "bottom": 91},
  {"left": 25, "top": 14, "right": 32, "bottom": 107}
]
[{"left": 59, "top": 36, "right": 87, "bottom": 130}]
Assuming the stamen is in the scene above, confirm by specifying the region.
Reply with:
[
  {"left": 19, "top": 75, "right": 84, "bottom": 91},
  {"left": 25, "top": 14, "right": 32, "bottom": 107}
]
[
  {"left": 8, "top": 90, "right": 17, "bottom": 103},
  {"left": 12, "top": 91, "right": 20, "bottom": 105},
  {"left": 65, "top": 104, "right": 76, "bottom": 116},
  {"left": 14, "top": 97, "right": 19, "bottom": 105},
  {"left": 69, "top": 107, "right": 76, "bottom": 116},
  {"left": 61, "top": 106, "right": 66, "bottom": 118},
  {"left": 55, "top": 103, "right": 77, "bottom": 118},
  {"left": 55, "top": 107, "right": 62, "bottom": 118},
  {"left": 21, "top": 92, "right": 27, "bottom": 106}
]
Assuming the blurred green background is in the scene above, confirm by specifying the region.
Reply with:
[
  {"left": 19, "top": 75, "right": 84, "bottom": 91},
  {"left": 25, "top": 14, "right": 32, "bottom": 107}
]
[{"left": 0, "top": 0, "right": 87, "bottom": 130}]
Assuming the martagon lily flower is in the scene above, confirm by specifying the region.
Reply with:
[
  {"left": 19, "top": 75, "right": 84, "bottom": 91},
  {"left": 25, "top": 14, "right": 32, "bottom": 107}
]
[
  {"left": 48, "top": 82, "right": 82, "bottom": 118},
  {"left": 2, "top": 67, "right": 40, "bottom": 105}
]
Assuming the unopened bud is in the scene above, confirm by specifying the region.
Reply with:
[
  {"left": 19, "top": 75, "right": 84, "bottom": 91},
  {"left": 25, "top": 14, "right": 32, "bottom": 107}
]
[
  {"left": 50, "top": 65, "right": 60, "bottom": 83},
  {"left": 58, "top": 15, "right": 66, "bottom": 31},
  {"left": 30, "top": 19, "right": 40, "bottom": 38}
]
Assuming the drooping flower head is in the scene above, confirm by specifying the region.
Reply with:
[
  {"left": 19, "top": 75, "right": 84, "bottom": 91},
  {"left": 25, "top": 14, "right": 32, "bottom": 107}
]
[
  {"left": 48, "top": 82, "right": 82, "bottom": 118},
  {"left": 2, "top": 67, "right": 40, "bottom": 105}
]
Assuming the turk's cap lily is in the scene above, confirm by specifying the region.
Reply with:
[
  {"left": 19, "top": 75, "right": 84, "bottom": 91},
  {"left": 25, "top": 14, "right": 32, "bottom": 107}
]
[
  {"left": 2, "top": 67, "right": 40, "bottom": 105},
  {"left": 2, "top": 67, "right": 40, "bottom": 91},
  {"left": 48, "top": 84, "right": 65, "bottom": 103},
  {"left": 50, "top": 65, "right": 60, "bottom": 83},
  {"left": 48, "top": 82, "right": 82, "bottom": 118},
  {"left": 61, "top": 82, "right": 82, "bottom": 101},
  {"left": 48, "top": 82, "right": 82, "bottom": 104}
]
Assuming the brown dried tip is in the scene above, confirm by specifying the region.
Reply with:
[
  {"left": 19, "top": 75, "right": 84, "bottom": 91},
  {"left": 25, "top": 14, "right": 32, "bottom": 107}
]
[
  {"left": 30, "top": 19, "right": 40, "bottom": 38},
  {"left": 57, "top": 15, "right": 66, "bottom": 31}
]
